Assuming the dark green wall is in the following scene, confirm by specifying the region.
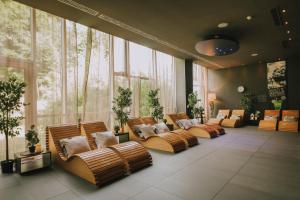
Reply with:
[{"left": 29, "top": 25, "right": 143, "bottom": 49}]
[{"left": 208, "top": 57, "right": 300, "bottom": 116}]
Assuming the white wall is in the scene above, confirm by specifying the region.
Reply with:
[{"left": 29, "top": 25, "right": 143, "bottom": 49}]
[{"left": 174, "top": 57, "right": 186, "bottom": 113}]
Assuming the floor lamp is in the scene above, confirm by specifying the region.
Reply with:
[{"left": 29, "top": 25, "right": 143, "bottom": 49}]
[{"left": 208, "top": 93, "right": 216, "bottom": 118}]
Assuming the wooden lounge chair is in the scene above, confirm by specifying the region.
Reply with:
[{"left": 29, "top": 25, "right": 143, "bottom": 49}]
[
  {"left": 126, "top": 118, "right": 187, "bottom": 153},
  {"left": 81, "top": 121, "right": 152, "bottom": 173},
  {"left": 207, "top": 109, "right": 230, "bottom": 125},
  {"left": 141, "top": 117, "right": 199, "bottom": 147},
  {"left": 258, "top": 110, "right": 280, "bottom": 131},
  {"left": 47, "top": 124, "right": 127, "bottom": 186},
  {"left": 278, "top": 110, "right": 299, "bottom": 133},
  {"left": 221, "top": 110, "right": 245, "bottom": 128},
  {"left": 166, "top": 113, "right": 218, "bottom": 138}
]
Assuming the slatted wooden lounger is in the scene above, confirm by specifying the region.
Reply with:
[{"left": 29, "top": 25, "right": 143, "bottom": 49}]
[
  {"left": 47, "top": 124, "right": 127, "bottom": 186},
  {"left": 258, "top": 110, "right": 280, "bottom": 131},
  {"left": 141, "top": 117, "right": 199, "bottom": 147},
  {"left": 80, "top": 121, "right": 152, "bottom": 173},
  {"left": 166, "top": 113, "right": 218, "bottom": 138},
  {"left": 221, "top": 110, "right": 245, "bottom": 128},
  {"left": 126, "top": 118, "right": 187, "bottom": 153},
  {"left": 207, "top": 109, "right": 230, "bottom": 125},
  {"left": 278, "top": 110, "right": 299, "bottom": 133}
]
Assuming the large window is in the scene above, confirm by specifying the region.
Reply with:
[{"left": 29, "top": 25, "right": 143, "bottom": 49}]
[
  {"left": 193, "top": 63, "right": 208, "bottom": 118},
  {"left": 0, "top": 0, "right": 179, "bottom": 159}
]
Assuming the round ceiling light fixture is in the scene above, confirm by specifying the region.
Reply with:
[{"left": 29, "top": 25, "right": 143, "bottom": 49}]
[
  {"left": 286, "top": 30, "right": 290, "bottom": 34},
  {"left": 217, "top": 22, "right": 229, "bottom": 28},
  {"left": 195, "top": 35, "right": 239, "bottom": 56},
  {"left": 251, "top": 53, "right": 259, "bottom": 57},
  {"left": 282, "top": 9, "right": 286, "bottom": 13}
]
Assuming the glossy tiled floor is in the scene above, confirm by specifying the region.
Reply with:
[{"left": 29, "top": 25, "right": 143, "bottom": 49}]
[{"left": 1, "top": 126, "right": 300, "bottom": 200}]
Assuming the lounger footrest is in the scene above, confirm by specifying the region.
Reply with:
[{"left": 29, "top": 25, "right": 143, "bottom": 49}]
[
  {"left": 110, "top": 141, "right": 152, "bottom": 173},
  {"left": 159, "top": 133, "right": 187, "bottom": 153},
  {"left": 76, "top": 148, "right": 127, "bottom": 186},
  {"left": 171, "top": 130, "right": 199, "bottom": 147}
]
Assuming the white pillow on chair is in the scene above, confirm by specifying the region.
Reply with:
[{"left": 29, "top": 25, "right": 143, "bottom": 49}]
[
  {"left": 59, "top": 136, "right": 91, "bottom": 159},
  {"left": 91, "top": 131, "right": 119, "bottom": 149}
]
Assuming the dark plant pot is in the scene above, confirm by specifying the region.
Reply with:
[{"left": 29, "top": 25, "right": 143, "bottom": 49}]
[
  {"left": 1, "top": 160, "right": 14, "bottom": 174},
  {"left": 29, "top": 146, "right": 36, "bottom": 153}
]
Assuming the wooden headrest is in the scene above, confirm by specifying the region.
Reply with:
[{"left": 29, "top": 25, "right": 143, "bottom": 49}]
[
  {"left": 141, "top": 117, "right": 157, "bottom": 125},
  {"left": 264, "top": 110, "right": 280, "bottom": 117},
  {"left": 232, "top": 110, "right": 245, "bottom": 117},
  {"left": 282, "top": 110, "right": 299, "bottom": 118},
  {"left": 81, "top": 121, "right": 108, "bottom": 150},
  {"left": 127, "top": 118, "right": 144, "bottom": 129}
]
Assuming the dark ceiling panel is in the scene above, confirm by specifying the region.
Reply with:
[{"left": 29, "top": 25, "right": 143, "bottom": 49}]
[{"left": 14, "top": 0, "right": 300, "bottom": 69}]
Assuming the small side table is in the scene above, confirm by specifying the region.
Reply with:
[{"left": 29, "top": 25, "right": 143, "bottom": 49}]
[
  {"left": 14, "top": 150, "right": 52, "bottom": 174},
  {"left": 115, "top": 132, "right": 129, "bottom": 143},
  {"left": 166, "top": 124, "right": 174, "bottom": 131}
]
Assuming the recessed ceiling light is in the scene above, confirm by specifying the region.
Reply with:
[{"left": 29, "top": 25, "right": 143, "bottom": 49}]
[
  {"left": 251, "top": 53, "right": 259, "bottom": 57},
  {"left": 286, "top": 30, "right": 290, "bottom": 34},
  {"left": 282, "top": 9, "right": 286, "bottom": 13},
  {"left": 285, "top": 21, "right": 288, "bottom": 25},
  {"left": 278, "top": 58, "right": 281, "bottom": 60},
  {"left": 246, "top": 16, "right": 252, "bottom": 20},
  {"left": 288, "top": 37, "right": 292, "bottom": 41},
  {"left": 217, "top": 22, "right": 229, "bottom": 28}
]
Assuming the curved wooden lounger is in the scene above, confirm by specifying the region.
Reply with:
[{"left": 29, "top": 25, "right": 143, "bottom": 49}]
[
  {"left": 278, "top": 110, "right": 299, "bottom": 133},
  {"left": 126, "top": 118, "right": 186, "bottom": 153},
  {"left": 166, "top": 113, "right": 219, "bottom": 138},
  {"left": 221, "top": 110, "right": 245, "bottom": 128},
  {"left": 47, "top": 124, "right": 127, "bottom": 186},
  {"left": 141, "top": 117, "right": 198, "bottom": 147},
  {"left": 207, "top": 109, "right": 230, "bottom": 125},
  {"left": 80, "top": 121, "right": 152, "bottom": 173},
  {"left": 258, "top": 110, "right": 280, "bottom": 131}
]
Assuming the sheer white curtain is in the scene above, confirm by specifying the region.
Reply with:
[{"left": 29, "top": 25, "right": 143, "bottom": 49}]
[{"left": 155, "top": 51, "right": 177, "bottom": 114}]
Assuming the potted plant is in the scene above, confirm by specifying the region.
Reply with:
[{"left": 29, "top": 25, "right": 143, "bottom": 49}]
[
  {"left": 147, "top": 89, "right": 164, "bottom": 122},
  {"left": 25, "top": 125, "right": 40, "bottom": 153},
  {"left": 0, "top": 74, "right": 26, "bottom": 173},
  {"left": 112, "top": 87, "right": 132, "bottom": 133},
  {"left": 240, "top": 91, "right": 257, "bottom": 120},
  {"left": 187, "top": 92, "right": 205, "bottom": 123},
  {"left": 113, "top": 125, "right": 120, "bottom": 134}
]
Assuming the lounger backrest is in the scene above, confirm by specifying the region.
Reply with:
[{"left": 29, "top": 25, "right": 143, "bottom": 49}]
[
  {"left": 47, "top": 124, "right": 80, "bottom": 161},
  {"left": 264, "top": 110, "right": 280, "bottom": 118},
  {"left": 177, "top": 113, "right": 190, "bottom": 120},
  {"left": 231, "top": 110, "right": 245, "bottom": 119},
  {"left": 281, "top": 110, "right": 299, "bottom": 120},
  {"left": 81, "top": 122, "right": 108, "bottom": 150},
  {"left": 141, "top": 117, "right": 157, "bottom": 125},
  {"left": 126, "top": 118, "right": 144, "bottom": 135},
  {"left": 218, "top": 109, "right": 230, "bottom": 118}
]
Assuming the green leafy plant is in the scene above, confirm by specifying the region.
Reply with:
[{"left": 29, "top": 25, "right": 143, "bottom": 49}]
[
  {"left": 240, "top": 92, "right": 257, "bottom": 114},
  {"left": 187, "top": 92, "right": 205, "bottom": 123},
  {"left": 112, "top": 87, "right": 132, "bottom": 132},
  {"left": 0, "top": 74, "right": 26, "bottom": 161},
  {"left": 113, "top": 125, "right": 120, "bottom": 133},
  {"left": 147, "top": 89, "right": 164, "bottom": 121},
  {"left": 25, "top": 125, "right": 39, "bottom": 148}
]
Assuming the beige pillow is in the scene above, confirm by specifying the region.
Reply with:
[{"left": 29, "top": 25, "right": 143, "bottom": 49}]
[
  {"left": 59, "top": 136, "right": 91, "bottom": 159},
  {"left": 283, "top": 116, "right": 298, "bottom": 122},
  {"left": 230, "top": 115, "right": 241, "bottom": 120},
  {"left": 154, "top": 122, "right": 169, "bottom": 134},
  {"left": 264, "top": 115, "right": 277, "bottom": 121},
  {"left": 92, "top": 131, "right": 118, "bottom": 149},
  {"left": 140, "top": 125, "right": 156, "bottom": 139}
]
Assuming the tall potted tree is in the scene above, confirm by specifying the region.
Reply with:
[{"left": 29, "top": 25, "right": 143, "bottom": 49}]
[
  {"left": 0, "top": 74, "right": 26, "bottom": 173},
  {"left": 147, "top": 89, "right": 164, "bottom": 122},
  {"left": 187, "top": 92, "right": 205, "bottom": 123},
  {"left": 112, "top": 87, "right": 132, "bottom": 133}
]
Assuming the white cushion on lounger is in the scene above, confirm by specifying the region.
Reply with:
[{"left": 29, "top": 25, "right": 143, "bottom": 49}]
[
  {"left": 283, "top": 116, "right": 298, "bottom": 122},
  {"left": 59, "top": 136, "right": 91, "bottom": 159},
  {"left": 91, "top": 131, "right": 118, "bottom": 149},
  {"left": 264, "top": 116, "right": 277, "bottom": 121},
  {"left": 230, "top": 115, "right": 241, "bottom": 120},
  {"left": 176, "top": 119, "right": 193, "bottom": 129},
  {"left": 216, "top": 113, "right": 226, "bottom": 119},
  {"left": 154, "top": 122, "right": 170, "bottom": 134},
  {"left": 190, "top": 119, "right": 200, "bottom": 125},
  {"left": 139, "top": 125, "right": 156, "bottom": 139},
  {"left": 133, "top": 124, "right": 146, "bottom": 137}
]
